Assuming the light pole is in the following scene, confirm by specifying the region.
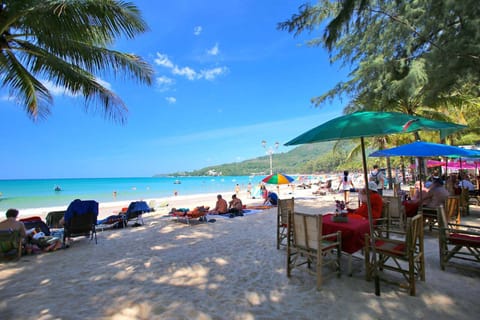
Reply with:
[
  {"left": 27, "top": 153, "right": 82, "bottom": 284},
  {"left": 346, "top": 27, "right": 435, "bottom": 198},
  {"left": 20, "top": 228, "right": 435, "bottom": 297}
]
[{"left": 262, "top": 140, "right": 279, "bottom": 175}]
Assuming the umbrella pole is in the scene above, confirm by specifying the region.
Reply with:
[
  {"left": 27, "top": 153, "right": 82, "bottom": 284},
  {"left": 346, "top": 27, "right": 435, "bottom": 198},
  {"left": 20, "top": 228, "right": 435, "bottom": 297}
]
[{"left": 361, "top": 137, "right": 380, "bottom": 296}]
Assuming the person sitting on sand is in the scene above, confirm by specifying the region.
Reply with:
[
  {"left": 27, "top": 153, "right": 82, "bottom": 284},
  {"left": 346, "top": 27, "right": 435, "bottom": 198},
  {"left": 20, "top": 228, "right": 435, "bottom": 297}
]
[
  {"left": 0, "top": 209, "right": 27, "bottom": 239},
  {"left": 264, "top": 191, "right": 278, "bottom": 206},
  {"left": 347, "top": 182, "right": 383, "bottom": 220},
  {"left": 0, "top": 209, "right": 27, "bottom": 255},
  {"left": 228, "top": 194, "right": 243, "bottom": 216},
  {"left": 209, "top": 194, "right": 228, "bottom": 215}
]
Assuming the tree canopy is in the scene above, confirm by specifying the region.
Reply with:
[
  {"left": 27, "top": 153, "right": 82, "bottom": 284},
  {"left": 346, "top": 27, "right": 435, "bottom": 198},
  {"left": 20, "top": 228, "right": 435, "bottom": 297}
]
[
  {"left": 0, "top": 0, "right": 154, "bottom": 122},
  {"left": 279, "top": 0, "right": 480, "bottom": 114}
]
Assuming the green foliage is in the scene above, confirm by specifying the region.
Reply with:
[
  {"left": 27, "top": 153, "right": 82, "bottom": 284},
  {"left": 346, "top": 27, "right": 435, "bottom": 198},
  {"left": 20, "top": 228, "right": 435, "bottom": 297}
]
[
  {"left": 279, "top": 0, "right": 480, "bottom": 120},
  {"left": 0, "top": 0, "right": 154, "bottom": 122}
]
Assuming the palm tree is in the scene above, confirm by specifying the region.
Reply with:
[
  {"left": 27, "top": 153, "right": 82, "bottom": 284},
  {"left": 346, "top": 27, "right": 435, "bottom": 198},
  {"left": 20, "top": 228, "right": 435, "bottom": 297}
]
[{"left": 0, "top": 0, "right": 153, "bottom": 122}]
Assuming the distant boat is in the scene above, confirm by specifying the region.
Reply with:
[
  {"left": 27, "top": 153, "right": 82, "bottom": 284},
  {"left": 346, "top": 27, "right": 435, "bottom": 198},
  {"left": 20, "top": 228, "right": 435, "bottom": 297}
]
[
  {"left": 173, "top": 180, "right": 181, "bottom": 184},
  {"left": 54, "top": 186, "right": 62, "bottom": 192}
]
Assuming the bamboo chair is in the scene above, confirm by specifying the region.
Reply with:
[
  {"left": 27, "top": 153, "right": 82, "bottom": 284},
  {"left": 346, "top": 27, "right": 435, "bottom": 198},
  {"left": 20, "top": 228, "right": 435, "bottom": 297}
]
[
  {"left": 277, "top": 198, "right": 294, "bottom": 249},
  {"left": 0, "top": 230, "right": 22, "bottom": 261},
  {"left": 445, "top": 196, "right": 461, "bottom": 225},
  {"left": 437, "top": 205, "right": 480, "bottom": 271},
  {"left": 374, "top": 201, "right": 391, "bottom": 238},
  {"left": 286, "top": 212, "right": 341, "bottom": 289},
  {"left": 365, "top": 214, "right": 425, "bottom": 296},
  {"left": 382, "top": 195, "right": 405, "bottom": 230}
]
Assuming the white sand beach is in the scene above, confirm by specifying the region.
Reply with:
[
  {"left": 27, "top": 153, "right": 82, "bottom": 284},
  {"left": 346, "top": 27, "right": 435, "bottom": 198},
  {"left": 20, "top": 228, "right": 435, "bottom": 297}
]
[{"left": 1, "top": 187, "right": 480, "bottom": 320}]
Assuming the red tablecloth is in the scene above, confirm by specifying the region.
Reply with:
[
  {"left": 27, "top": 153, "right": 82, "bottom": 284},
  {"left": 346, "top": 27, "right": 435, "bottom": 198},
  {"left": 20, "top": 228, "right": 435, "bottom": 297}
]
[{"left": 322, "top": 214, "right": 371, "bottom": 254}]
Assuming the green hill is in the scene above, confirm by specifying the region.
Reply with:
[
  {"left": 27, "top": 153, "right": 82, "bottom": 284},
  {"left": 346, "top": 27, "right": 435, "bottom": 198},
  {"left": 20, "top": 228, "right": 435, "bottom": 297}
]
[{"left": 163, "top": 141, "right": 363, "bottom": 176}]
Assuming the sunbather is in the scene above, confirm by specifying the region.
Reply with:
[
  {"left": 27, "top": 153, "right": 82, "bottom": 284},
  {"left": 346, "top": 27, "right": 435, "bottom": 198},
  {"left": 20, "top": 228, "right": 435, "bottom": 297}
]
[
  {"left": 0, "top": 209, "right": 27, "bottom": 239},
  {"left": 0, "top": 209, "right": 27, "bottom": 255},
  {"left": 209, "top": 194, "right": 228, "bottom": 214},
  {"left": 228, "top": 194, "right": 243, "bottom": 216}
]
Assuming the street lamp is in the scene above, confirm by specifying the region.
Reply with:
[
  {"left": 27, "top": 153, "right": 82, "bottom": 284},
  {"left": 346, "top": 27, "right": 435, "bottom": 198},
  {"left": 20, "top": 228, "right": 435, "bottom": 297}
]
[{"left": 262, "top": 140, "right": 279, "bottom": 175}]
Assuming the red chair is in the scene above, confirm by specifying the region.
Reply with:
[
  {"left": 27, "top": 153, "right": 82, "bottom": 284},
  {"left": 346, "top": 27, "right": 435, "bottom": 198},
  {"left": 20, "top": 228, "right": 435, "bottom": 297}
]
[{"left": 437, "top": 205, "right": 480, "bottom": 271}]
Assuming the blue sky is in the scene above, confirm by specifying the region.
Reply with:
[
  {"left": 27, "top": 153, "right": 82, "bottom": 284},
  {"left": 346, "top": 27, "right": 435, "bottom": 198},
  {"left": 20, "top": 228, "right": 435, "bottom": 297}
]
[{"left": 0, "top": 0, "right": 348, "bottom": 179}]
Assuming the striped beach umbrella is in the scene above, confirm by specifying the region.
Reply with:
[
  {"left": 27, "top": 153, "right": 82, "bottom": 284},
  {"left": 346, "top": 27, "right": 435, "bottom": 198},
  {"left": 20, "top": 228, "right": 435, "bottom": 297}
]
[{"left": 262, "top": 173, "right": 294, "bottom": 185}]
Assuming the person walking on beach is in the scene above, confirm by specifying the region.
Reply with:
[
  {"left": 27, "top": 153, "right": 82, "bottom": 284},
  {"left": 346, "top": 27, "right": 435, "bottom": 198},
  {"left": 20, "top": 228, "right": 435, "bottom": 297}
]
[
  {"left": 247, "top": 182, "right": 252, "bottom": 198},
  {"left": 235, "top": 184, "right": 240, "bottom": 195},
  {"left": 209, "top": 194, "right": 228, "bottom": 215},
  {"left": 340, "top": 170, "right": 355, "bottom": 206},
  {"left": 369, "top": 165, "right": 385, "bottom": 195}
]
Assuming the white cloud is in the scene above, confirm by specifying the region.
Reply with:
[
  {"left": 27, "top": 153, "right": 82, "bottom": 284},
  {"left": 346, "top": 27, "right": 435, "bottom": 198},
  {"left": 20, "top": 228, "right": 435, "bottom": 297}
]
[
  {"left": 200, "top": 67, "right": 228, "bottom": 80},
  {"left": 207, "top": 43, "right": 219, "bottom": 56},
  {"left": 156, "top": 76, "right": 175, "bottom": 91},
  {"left": 165, "top": 97, "right": 176, "bottom": 104},
  {"left": 154, "top": 52, "right": 227, "bottom": 82},
  {"left": 0, "top": 94, "right": 15, "bottom": 102},
  {"left": 154, "top": 53, "right": 174, "bottom": 68},
  {"left": 193, "top": 26, "right": 202, "bottom": 36},
  {"left": 172, "top": 66, "right": 197, "bottom": 80}
]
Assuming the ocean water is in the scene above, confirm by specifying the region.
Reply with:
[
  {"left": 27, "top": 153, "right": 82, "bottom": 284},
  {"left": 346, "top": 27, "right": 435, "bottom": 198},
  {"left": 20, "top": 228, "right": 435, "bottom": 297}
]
[{"left": 0, "top": 176, "right": 264, "bottom": 211}]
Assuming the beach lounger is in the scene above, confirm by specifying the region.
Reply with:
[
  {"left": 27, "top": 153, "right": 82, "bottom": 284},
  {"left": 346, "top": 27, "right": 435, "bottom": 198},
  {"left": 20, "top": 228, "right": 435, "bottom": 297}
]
[
  {"left": 172, "top": 206, "right": 209, "bottom": 225},
  {"left": 20, "top": 216, "right": 51, "bottom": 236},
  {"left": 96, "top": 214, "right": 127, "bottom": 231},
  {"left": 46, "top": 211, "right": 66, "bottom": 228},
  {"left": 63, "top": 200, "right": 98, "bottom": 245},
  {"left": 124, "top": 201, "right": 152, "bottom": 226}
]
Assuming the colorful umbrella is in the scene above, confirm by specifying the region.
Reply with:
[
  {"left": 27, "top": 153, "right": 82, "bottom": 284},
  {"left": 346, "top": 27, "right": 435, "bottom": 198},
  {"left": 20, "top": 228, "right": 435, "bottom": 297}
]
[
  {"left": 285, "top": 111, "right": 467, "bottom": 296},
  {"left": 369, "top": 141, "right": 480, "bottom": 158},
  {"left": 262, "top": 173, "right": 294, "bottom": 185}
]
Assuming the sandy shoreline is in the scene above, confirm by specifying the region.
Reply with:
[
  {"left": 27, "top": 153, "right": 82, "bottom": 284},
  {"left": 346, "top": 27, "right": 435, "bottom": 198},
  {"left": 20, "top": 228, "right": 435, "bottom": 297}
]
[
  {"left": 15, "top": 184, "right": 312, "bottom": 221},
  {"left": 1, "top": 187, "right": 480, "bottom": 319}
]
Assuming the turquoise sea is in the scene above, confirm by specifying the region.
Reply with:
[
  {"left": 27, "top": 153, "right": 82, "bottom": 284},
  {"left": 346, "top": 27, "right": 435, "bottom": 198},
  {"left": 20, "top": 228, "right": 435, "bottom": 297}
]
[{"left": 0, "top": 176, "right": 264, "bottom": 211}]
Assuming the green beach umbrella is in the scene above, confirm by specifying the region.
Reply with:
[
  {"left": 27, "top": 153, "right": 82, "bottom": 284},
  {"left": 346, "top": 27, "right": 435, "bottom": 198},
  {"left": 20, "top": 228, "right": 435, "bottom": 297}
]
[{"left": 285, "top": 111, "right": 467, "bottom": 296}]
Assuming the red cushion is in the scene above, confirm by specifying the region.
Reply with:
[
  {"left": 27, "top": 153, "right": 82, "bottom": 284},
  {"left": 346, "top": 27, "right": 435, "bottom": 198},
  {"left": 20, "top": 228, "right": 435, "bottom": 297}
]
[
  {"left": 374, "top": 240, "right": 406, "bottom": 256},
  {"left": 449, "top": 233, "right": 480, "bottom": 247},
  {"left": 19, "top": 216, "right": 42, "bottom": 222}
]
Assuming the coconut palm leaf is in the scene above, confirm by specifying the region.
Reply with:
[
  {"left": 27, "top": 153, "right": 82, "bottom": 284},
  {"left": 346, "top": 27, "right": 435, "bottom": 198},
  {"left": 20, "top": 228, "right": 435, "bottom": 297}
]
[{"left": 0, "top": 0, "right": 153, "bottom": 122}]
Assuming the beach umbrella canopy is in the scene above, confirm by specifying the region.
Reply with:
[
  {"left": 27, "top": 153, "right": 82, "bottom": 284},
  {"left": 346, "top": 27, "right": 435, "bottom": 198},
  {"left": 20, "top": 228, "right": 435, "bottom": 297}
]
[
  {"left": 369, "top": 141, "right": 480, "bottom": 158},
  {"left": 285, "top": 111, "right": 467, "bottom": 296},
  {"left": 262, "top": 173, "right": 294, "bottom": 185}
]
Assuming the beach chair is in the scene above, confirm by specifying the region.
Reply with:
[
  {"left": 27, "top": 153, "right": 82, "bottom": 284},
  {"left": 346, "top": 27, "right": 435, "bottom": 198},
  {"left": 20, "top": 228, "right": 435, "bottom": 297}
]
[
  {"left": 46, "top": 211, "right": 66, "bottom": 228},
  {"left": 20, "top": 216, "right": 51, "bottom": 236},
  {"left": 437, "top": 205, "right": 480, "bottom": 271},
  {"left": 460, "top": 188, "right": 470, "bottom": 216},
  {"left": 382, "top": 195, "right": 405, "bottom": 230},
  {"left": 124, "top": 201, "right": 151, "bottom": 226},
  {"left": 365, "top": 214, "right": 425, "bottom": 296},
  {"left": 286, "top": 211, "right": 342, "bottom": 289},
  {"left": 0, "top": 229, "right": 22, "bottom": 261},
  {"left": 277, "top": 197, "right": 294, "bottom": 249},
  {"left": 63, "top": 200, "right": 98, "bottom": 245}
]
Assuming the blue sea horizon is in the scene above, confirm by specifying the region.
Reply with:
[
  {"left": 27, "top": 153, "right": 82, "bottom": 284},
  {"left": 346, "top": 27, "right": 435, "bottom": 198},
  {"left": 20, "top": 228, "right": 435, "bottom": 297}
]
[{"left": 0, "top": 176, "right": 266, "bottom": 211}]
